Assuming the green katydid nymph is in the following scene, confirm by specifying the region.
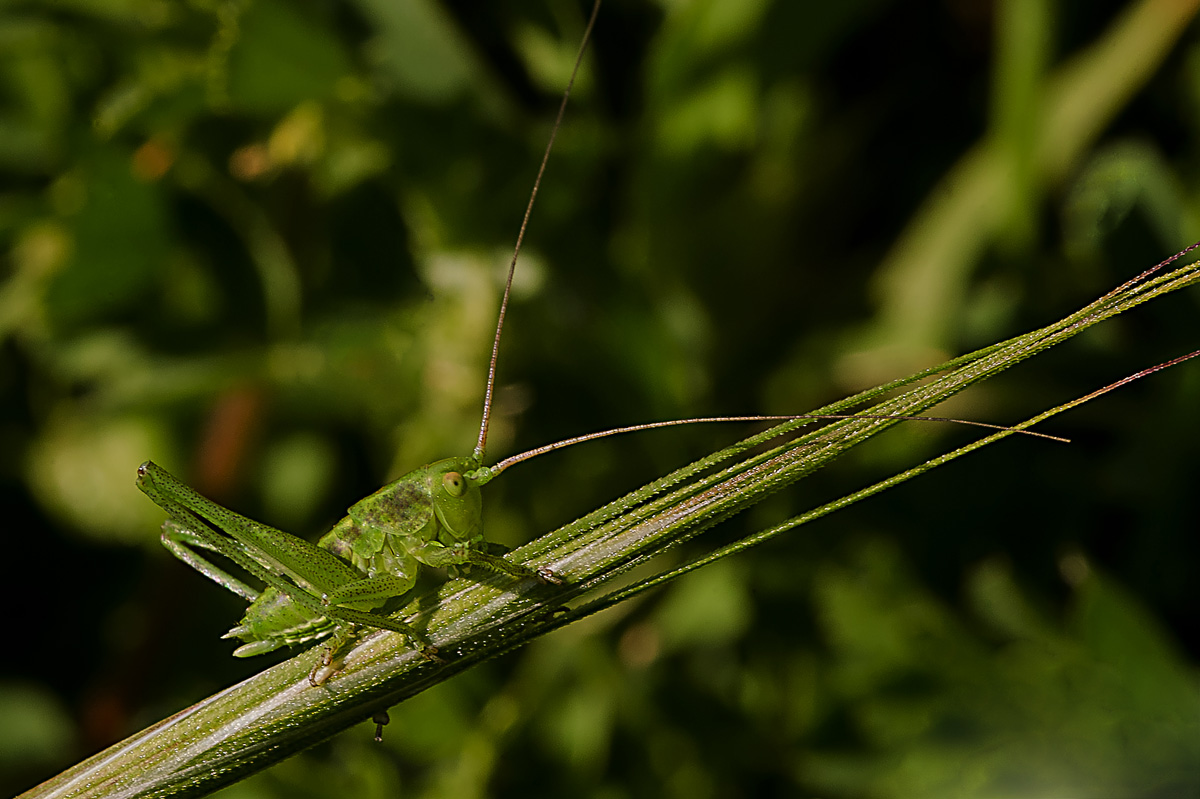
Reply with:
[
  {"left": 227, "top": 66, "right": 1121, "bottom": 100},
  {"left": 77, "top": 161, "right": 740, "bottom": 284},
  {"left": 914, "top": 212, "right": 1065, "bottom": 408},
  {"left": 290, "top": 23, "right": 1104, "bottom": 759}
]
[
  {"left": 136, "top": 453, "right": 558, "bottom": 684},
  {"left": 135, "top": 0, "right": 1069, "bottom": 691}
]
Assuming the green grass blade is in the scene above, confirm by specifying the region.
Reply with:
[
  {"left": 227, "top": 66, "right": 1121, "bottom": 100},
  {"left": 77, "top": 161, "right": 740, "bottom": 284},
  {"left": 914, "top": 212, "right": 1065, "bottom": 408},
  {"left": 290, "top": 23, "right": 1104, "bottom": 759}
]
[{"left": 21, "top": 249, "right": 1200, "bottom": 799}]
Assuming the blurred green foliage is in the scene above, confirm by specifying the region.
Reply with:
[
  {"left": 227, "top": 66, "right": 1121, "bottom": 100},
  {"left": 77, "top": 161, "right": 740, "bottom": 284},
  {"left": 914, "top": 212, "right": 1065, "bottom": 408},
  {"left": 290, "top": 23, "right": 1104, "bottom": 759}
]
[{"left": 4, "top": 0, "right": 1200, "bottom": 797}]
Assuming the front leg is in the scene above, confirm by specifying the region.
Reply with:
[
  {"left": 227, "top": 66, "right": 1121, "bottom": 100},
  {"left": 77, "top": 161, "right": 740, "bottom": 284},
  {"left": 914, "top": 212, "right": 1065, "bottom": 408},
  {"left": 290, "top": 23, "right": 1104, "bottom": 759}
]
[{"left": 412, "top": 541, "right": 563, "bottom": 585}]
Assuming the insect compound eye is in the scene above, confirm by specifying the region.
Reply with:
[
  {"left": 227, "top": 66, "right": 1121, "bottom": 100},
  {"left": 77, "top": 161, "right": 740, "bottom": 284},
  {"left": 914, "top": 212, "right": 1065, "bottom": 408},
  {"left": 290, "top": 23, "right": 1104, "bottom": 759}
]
[{"left": 442, "top": 471, "right": 466, "bottom": 498}]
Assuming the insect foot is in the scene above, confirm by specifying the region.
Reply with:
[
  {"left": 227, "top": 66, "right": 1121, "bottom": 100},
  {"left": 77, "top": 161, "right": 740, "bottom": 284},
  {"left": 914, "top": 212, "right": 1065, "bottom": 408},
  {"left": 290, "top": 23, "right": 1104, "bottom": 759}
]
[
  {"left": 536, "top": 566, "right": 565, "bottom": 585},
  {"left": 309, "top": 647, "right": 343, "bottom": 687},
  {"left": 417, "top": 642, "right": 444, "bottom": 663},
  {"left": 308, "top": 632, "right": 444, "bottom": 686}
]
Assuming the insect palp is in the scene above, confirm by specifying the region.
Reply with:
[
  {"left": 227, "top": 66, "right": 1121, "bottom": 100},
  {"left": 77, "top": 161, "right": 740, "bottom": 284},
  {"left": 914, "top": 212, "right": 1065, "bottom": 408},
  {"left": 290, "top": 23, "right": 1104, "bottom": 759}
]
[{"left": 462, "top": 465, "right": 496, "bottom": 487}]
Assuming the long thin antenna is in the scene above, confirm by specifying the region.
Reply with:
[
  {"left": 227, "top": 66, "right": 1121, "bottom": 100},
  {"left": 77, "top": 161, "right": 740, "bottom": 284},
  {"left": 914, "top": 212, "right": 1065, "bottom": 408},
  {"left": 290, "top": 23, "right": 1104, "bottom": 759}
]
[
  {"left": 486, "top": 412, "right": 1069, "bottom": 477},
  {"left": 475, "top": 338, "right": 1200, "bottom": 480},
  {"left": 474, "top": 0, "right": 603, "bottom": 465}
]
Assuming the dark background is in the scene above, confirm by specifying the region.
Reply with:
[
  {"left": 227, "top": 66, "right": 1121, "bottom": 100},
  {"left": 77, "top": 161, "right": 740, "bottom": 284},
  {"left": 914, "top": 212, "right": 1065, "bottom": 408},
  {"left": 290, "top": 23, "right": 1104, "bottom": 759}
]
[{"left": 4, "top": 1, "right": 1199, "bottom": 797}]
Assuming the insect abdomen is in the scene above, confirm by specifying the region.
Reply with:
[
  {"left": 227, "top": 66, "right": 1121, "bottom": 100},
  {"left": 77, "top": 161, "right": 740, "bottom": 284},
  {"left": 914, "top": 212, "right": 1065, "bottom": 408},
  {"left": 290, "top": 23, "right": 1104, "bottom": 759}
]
[{"left": 223, "top": 587, "right": 338, "bottom": 656}]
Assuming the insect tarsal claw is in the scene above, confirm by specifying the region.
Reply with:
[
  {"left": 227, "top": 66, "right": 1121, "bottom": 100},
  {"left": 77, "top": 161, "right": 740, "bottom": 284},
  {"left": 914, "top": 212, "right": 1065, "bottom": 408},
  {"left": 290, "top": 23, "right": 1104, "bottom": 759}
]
[{"left": 308, "top": 647, "right": 343, "bottom": 687}]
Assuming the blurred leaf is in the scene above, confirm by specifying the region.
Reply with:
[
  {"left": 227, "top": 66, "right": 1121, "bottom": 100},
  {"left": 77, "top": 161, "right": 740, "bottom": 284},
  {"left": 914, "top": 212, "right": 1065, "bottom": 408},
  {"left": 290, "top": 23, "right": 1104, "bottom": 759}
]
[
  {"left": 0, "top": 17, "right": 71, "bottom": 172},
  {"left": 1073, "top": 568, "right": 1200, "bottom": 728},
  {"left": 225, "top": 0, "right": 352, "bottom": 113},
  {"left": 0, "top": 683, "right": 73, "bottom": 766},
  {"left": 809, "top": 540, "right": 1200, "bottom": 799},
  {"left": 258, "top": 431, "right": 337, "bottom": 529},
  {"left": 351, "top": 0, "right": 480, "bottom": 103},
  {"left": 657, "top": 559, "right": 752, "bottom": 650},
  {"left": 45, "top": 145, "right": 169, "bottom": 328},
  {"left": 1062, "top": 139, "right": 1190, "bottom": 259},
  {"left": 27, "top": 408, "right": 174, "bottom": 544}
]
